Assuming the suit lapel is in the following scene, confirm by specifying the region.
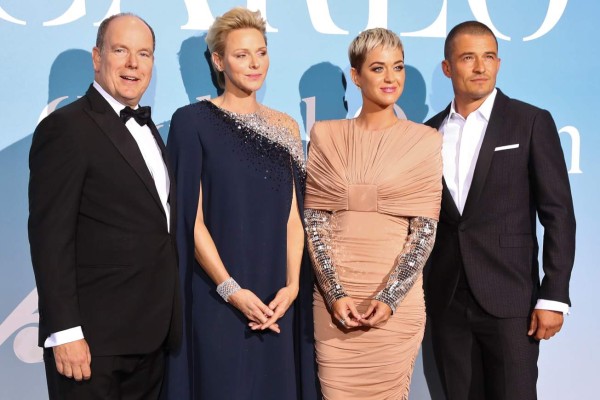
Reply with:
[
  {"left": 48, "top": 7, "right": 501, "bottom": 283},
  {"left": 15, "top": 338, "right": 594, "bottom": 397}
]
[
  {"left": 441, "top": 178, "right": 460, "bottom": 220},
  {"left": 148, "top": 120, "right": 177, "bottom": 234},
  {"left": 427, "top": 106, "right": 461, "bottom": 221},
  {"left": 84, "top": 86, "right": 166, "bottom": 217},
  {"left": 147, "top": 120, "right": 167, "bottom": 159},
  {"left": 460, "top": 90, "right": 508, "bottom": 219}
]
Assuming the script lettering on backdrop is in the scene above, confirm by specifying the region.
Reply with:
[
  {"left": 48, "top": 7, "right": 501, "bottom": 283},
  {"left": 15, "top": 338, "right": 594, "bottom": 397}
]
[
  {"left": 43, "top": 0, "right": 121, "bottom": 26},
  {"left": 0, "top": 0, "right": 569, "bottom": 40},
  {"left": 0, "top": 0, "right": 120, "bottom": 26},
  {"left": 38, "top": 97, "right": 70, "bottom": 124},
  {"left": 180, "top": 0, "right": 569, "bottom": 40},
  {"left": 0, "top": 289, "right": 42, "bottom": 364}
]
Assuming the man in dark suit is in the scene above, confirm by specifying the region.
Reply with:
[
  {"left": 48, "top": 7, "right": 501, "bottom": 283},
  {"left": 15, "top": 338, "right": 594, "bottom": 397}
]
[
  {"left": 424, "top": 21, "right": 575, "bottom": 399},
  {"left": 28, "top": 13, "right": 180, "bottom": 399}
]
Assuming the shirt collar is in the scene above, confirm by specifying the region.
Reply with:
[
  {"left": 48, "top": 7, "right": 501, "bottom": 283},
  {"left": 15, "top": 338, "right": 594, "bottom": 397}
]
[
  {"left": 93, "top": 81, "right": 139, "bottom": 115},
  {"left": 449, "top": 88, "right": 497, "bottom": 122}
]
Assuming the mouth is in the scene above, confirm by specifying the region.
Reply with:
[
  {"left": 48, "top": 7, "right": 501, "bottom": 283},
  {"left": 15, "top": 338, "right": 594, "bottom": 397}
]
[
  {"left": 470, "top": 76, "right": 488, "bottom": 83},
  {"left": 380, "top": 86, "right": 397, "bottom": 93},
  {"left": 246, "top": 74, "right": 262, "bottom": 80},
  {"left": 121, "top": 75, "right": 140, "bottom": 82}
]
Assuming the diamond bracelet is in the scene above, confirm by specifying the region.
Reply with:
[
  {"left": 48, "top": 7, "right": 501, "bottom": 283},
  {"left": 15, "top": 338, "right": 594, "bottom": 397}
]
[{"left": 216, "top": 277, "right": 242, "bottom": 302}]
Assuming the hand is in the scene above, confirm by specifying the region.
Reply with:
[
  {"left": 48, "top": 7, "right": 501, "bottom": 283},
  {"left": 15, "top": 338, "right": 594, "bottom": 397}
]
[
  {"left": 52, "top": 339, "right": 91, "bottom": 381},
  {"left": 361, "top": 299, "right": 392, "bottom": 328},
  {"left": 248, "top": 321, "right": 281, "bottom": 334},
  {"left": 227, "top": 289, "right": 278, "bottom": 332},
  {"left": 331, "top": 297, "right": 363, "bottom": 329},
  {"left": 528, "top": 309, "right": 564, "bottom": 340},
  {"left": 253, "top": 285, "right": 299, "bottom": 333}
]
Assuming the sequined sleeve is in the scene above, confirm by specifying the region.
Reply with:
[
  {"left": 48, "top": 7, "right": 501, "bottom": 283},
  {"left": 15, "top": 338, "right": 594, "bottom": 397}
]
[
  {"left": 304, "top": 208, "right": 348, "bottom": 308},
  {"left": 374, "top": 217, "right": 437, "bottom": 313}
]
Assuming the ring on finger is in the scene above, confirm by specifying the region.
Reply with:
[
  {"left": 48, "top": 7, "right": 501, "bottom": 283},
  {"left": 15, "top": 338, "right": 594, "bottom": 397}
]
[{"left": 338, "top": 318, "right": 346, "bottom": 327}]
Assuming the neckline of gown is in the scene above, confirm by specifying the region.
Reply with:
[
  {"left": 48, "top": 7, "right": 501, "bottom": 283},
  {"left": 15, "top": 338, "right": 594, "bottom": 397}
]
[
  {"left": 350, "top": 117, "right": 404, "bottom": 133},
  {"left": 203, "top": 99, "right": 262, "bottom": 118}
]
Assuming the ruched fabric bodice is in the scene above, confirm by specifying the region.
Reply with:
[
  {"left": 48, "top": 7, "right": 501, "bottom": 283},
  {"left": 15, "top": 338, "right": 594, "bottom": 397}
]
[{"left": 305, "top": 118, "right": 441, "bottom": 219}]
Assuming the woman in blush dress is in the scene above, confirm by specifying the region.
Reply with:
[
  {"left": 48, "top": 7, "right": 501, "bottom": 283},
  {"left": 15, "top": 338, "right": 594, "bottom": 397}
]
[
  {"left": 304, "top": 28, "right": 442, "bottom": 399},
  {"left": 162, "top": 7, "right": 318, "bottom": 400}
]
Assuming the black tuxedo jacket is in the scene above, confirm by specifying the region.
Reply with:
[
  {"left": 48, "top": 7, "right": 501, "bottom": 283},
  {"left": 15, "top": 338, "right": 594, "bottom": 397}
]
[
  {"left": 424, "top": 89, "right": 575, "bottom": 318},
  {"left": 29, "top": 85, "right": 181, "bottom": 356}
]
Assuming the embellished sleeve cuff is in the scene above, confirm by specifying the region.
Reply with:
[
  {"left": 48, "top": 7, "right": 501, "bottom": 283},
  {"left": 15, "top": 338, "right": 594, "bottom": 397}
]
[
  {"left": 304, "top": 208, "right": 348, "bottom": 308},
  {"left": 375, "top": 217, "right": 437, "bottom": 313}
]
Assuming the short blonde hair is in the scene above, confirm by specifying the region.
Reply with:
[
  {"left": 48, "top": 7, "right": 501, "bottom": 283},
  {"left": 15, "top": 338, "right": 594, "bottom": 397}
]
[
  {"left": 348, "top": 28, "right": 404, "bottom": 72},
  {"left": 205, "top": 7, "right": 267, "bottom": 89}
]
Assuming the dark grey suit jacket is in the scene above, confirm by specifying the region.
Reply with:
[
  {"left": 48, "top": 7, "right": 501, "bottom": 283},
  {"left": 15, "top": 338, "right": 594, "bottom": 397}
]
[{"left": 424, "top": 89, "right": 575, "bottom": 318}]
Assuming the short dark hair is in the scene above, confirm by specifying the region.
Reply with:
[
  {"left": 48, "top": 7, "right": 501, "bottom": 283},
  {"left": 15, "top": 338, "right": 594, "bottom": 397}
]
[
  {"left": 96, "top": 13, "right": 156, "bottom": 52},
  {"left": 444, "top": 21, "right": 497, "bottom": 60}
]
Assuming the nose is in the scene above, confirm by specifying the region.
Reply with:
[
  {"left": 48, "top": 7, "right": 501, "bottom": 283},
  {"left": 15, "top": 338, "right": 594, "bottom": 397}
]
[
  {"left": 473, "top": 57, "right": 485, "bottom": 73},
  {"left": 249, "top": 54, "right": 260, "bottom": 69},
  {"left": 384, "top": 68, "right": 394, "bottom": 83},
  {"left": 126, "top": 52, "right": 138, "bottom": 69}
]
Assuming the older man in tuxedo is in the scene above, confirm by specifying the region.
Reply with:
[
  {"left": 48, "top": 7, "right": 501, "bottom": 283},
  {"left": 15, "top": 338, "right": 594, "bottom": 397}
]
[
  {"left": 28, "top": 13, "right": 180, "bottom": 399},
  {"left": 424, "top": 21, "right": 575, "bottom": 399}
]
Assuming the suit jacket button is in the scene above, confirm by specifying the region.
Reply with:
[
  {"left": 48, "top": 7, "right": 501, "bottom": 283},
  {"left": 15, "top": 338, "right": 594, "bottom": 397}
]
[{"left": 458, "top": 223, "right": 466, "bottom": 232}]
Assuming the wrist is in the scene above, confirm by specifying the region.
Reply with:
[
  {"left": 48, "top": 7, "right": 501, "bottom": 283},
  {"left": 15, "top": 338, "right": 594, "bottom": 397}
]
[
  {"left": 328, "top": 293, "right": 349, "bottom": 309},
  {"left": 374, "top": 290, "right": 397, "bottom": 314},
  {"left": 216, "top": 277, "right": 242, "bottom": 302}
]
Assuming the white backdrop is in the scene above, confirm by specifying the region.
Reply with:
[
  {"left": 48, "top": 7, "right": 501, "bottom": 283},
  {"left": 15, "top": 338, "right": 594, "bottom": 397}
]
[{"left": 1, "top": 1, "right": 597, "bottom": 398}]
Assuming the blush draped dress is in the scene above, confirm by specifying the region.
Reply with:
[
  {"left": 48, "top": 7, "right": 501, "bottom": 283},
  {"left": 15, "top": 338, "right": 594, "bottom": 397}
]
[{"left": 304, "top": 118, "right": 442, "bottom": 399}]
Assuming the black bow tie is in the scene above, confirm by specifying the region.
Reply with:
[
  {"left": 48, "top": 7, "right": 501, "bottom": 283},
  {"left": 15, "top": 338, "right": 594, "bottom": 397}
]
[{"left": 120, "top": 106, "right": 151, "bottom": 126}]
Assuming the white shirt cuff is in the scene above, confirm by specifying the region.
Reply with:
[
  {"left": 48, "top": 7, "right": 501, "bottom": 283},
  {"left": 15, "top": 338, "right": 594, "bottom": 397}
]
[
  {"left": 44, "top": 326, "right": 84, "bottom": 348},
  {"left": 535, "top": 299, "right": 570, "bottom": 315}
]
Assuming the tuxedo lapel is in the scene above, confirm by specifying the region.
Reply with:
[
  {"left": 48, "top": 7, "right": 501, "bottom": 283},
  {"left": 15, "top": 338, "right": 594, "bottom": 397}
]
[
  {"left": 147, "top": 120, "right": 166, "bottom": 159},
  {"left": 147, "top": 120, "right": 177, "bottom": 234},
  {"left": 461, "top": 90, "right": 508, "bottom": 219},
  {"left": 84, "top": 86, "right": 166, "bottom": 217}
]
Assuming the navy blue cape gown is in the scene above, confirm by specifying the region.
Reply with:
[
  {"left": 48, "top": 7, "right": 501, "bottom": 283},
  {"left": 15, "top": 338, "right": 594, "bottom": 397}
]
[{"left": 162, "top": 100, "right": 319, "bottom": 399}]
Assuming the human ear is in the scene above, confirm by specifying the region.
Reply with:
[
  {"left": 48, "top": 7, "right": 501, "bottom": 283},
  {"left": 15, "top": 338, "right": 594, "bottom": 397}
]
[{"left": 212, "top": 52, "right": 223, "bottom": 72}]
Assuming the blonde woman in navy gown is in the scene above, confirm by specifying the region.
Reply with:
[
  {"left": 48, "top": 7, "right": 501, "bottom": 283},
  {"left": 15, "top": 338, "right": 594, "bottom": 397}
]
[{"left": 163, "top": 7, "right": 318, "bottom": 400}]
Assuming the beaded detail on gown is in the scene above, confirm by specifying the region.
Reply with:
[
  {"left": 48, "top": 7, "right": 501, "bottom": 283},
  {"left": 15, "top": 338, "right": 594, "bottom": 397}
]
[{"left": 304, "top": 118, "right": 442, "bottom": 400}]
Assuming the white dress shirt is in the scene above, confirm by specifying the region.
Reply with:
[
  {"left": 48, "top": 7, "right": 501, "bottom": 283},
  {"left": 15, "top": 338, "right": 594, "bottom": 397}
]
[
  {"left": 439, "top": 88, "right": 569, "bottom": 315},
  {"left": 44, "top": 82, "right": 170, "bottom": 347}
]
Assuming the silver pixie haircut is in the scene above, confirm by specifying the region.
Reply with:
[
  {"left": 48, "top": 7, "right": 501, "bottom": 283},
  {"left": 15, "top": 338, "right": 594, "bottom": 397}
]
[{"left": 348, "top": 28, "right": 404, "bottom": 71}]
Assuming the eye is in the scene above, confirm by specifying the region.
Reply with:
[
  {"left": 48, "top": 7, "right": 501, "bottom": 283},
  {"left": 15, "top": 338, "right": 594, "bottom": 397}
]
[
  {"left": 140, "top": 51, "right": 152, "bottom": 58},
  {"left": 394, "top": 64, "right": 404, "bottom": 71},
  {"left": 114, "top": 48, "right": 126, "bottom": 55},
  {"left": 462, "top": 55, "right": 474, "bottom": 62},
  {"left": 258, "top": 50, "right": 268, "bottom": 57},
  {"left": 235, "top": 53, "right": 247, "bottom": 59},
  {"left": 371, "top": 66, "right": 383, "bottom": 73}
]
